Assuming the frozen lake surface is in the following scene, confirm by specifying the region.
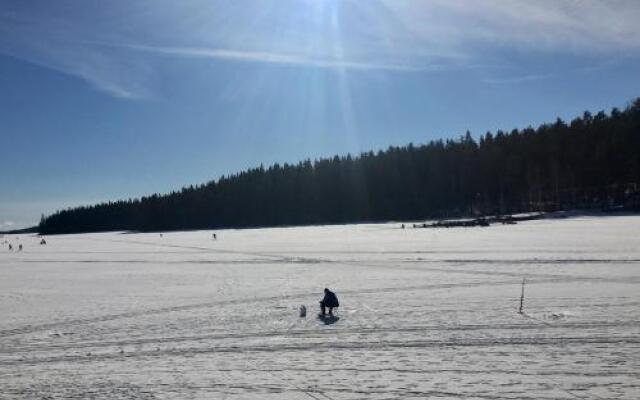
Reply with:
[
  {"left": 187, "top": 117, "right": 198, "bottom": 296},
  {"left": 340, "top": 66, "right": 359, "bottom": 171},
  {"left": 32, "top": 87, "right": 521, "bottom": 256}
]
[{"left": 1, "top": 216, "right": 639, "bottom": 399}]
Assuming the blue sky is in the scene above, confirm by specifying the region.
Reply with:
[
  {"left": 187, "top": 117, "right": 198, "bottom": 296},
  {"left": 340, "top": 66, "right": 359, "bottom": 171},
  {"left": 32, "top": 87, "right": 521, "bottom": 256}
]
[{"left": 2, "top": 0, "right": 640, "bottom": 229}]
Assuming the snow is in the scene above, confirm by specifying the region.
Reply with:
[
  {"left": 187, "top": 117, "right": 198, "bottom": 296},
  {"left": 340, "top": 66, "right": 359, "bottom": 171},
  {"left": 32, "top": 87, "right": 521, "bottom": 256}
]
[{"left": 1, "top": 216, "right": 639, "bottom": 399}]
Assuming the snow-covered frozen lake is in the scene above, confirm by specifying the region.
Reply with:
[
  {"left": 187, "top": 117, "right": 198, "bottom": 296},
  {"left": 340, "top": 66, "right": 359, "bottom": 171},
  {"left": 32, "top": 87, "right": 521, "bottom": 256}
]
[{"left": 1, "top": 216, "right": 639, "bottom": 399}]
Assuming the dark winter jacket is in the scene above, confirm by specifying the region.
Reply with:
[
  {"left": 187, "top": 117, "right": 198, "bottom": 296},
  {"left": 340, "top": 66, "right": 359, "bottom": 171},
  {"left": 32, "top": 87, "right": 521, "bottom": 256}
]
[{"left": 322, "top": 290, "right": 339, "bottom": 307}]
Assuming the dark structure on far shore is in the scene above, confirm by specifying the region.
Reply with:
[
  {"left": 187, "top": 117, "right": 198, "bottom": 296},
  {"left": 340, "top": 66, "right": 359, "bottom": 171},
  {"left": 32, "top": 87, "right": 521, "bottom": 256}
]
[{"left": 39, "top": 98, "right": 640, "bottom": 234}]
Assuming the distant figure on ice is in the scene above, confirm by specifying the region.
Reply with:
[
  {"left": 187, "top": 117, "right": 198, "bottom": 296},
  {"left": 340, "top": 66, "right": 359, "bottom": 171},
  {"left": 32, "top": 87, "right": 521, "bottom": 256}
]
[
  {"left": 212, "top": 233, "right": 217, "bottom": 240},
  {"left": 18, "top": 244, "right": 22, "bottom": 251},
  {"left": 319, "top": 288, "right": 339, "bottom": 316},
  {"left": 40, "top": 238, "right": 46, "bottom": 245},
  {"left": 8, "top": 244, "right": 12, "bottom": 251}
]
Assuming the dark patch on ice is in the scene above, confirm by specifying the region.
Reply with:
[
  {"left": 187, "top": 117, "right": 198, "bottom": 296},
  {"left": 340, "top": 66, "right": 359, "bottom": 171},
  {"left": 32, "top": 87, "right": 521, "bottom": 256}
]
[{"left": 318, "top": 314, "right": 340, "bottom": 325}]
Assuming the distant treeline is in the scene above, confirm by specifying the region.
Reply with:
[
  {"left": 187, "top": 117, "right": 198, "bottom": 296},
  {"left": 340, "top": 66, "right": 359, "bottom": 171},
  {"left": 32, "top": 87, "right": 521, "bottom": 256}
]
[{"left": 39, "top": 98, "right": 640, "bottom": 234}]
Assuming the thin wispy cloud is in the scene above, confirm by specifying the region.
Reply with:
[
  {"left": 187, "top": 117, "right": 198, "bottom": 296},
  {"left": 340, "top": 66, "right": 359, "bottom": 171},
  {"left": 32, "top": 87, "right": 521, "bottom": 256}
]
[
  {"left": 0, "top": 11, "right": 153, "bottom": 99},
  {"left": 106, "top": 43, "right": 436, "bottom": 72},
  {"left": 383, "top": 0, "right": 640, "bottom": 54},
  {"left": 0, "top": 1, "right": 638, "bottom": 99},
  {"left": 482, "top": 74, "right": 553, "bottom": 85}
]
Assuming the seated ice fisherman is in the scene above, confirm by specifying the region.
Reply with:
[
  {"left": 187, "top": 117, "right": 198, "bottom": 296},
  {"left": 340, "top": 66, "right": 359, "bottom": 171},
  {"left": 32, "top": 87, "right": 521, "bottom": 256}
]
[{"left": 320, "top": 288, "right": 339, "bottom": 316}]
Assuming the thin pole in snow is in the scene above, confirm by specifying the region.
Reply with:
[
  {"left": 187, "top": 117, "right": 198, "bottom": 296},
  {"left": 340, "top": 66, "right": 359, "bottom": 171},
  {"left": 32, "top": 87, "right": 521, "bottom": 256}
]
[{"left": 518, "top": 277, "right": 526, "bottom": 314}]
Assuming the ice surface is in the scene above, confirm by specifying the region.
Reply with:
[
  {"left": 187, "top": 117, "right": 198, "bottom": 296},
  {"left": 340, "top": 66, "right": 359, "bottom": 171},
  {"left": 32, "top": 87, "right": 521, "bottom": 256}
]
[{"left": 1, "top": 216, "right": 639, "bottom": 399}]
